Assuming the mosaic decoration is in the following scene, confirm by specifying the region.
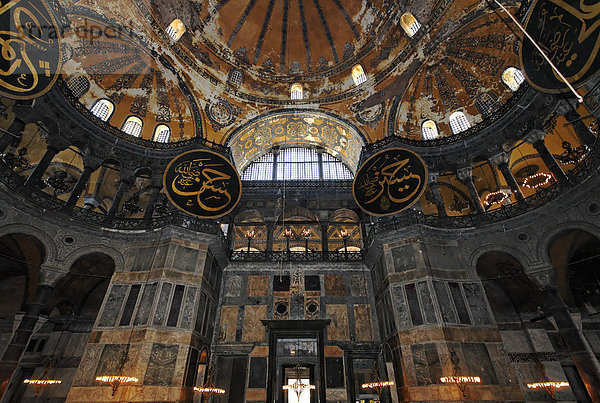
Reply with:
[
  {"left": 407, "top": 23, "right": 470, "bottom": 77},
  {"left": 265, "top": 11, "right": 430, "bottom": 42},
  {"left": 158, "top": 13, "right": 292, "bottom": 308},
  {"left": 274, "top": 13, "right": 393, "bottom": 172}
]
[
  {"left": 0, "top": 0, "right": 63, "bottom": 99},
  {"left": 356, "top": 102, "right": 384, "bottom": 129},
  {"left": 163, "top": 150, "right": 241, "bottom": 218},
  {"left": 228, "top": 111, "right": 364, "bottom": 172},
  {"left": 353, "top": 148, "right": 428, "bottom": 216},
  {"left": 205, "top": 98, "right": 239, "bottom": 131},
  {"left": 520, "top": 0, "right": 600, "bottom": 92}
]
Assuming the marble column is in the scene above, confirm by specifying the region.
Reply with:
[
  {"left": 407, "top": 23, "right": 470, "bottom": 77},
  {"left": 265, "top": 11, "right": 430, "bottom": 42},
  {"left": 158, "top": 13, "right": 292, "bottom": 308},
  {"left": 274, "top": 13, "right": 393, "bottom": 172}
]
[
  {"left": 0, "top": 119, "right": 25, "bottom": 154},
  {"left": 489, "top": 152, "right": 525, "bottom": 201},
  {"left": 106, "top": 175, "right": 133, "bottom": 221},
  {"left": 265, "top": 221, "right": 275, "bottom": 251},
  {"left": 427, "top": 172, "right": 447, "bottom": 216},
  {"left": 542, "top": 288, "right": 600, "bottom": 401},
  {"left": 142, "top": 177, "right": 163, "bottom": 224},
  {"left": 457, "top": 167, "right": 485, "bottom": 213},
  {"left": 321, "top": 222, "right": 329, "bottom": 252},
  {"left": 0, "top": 265, "right": 64, "bottom": 399},
  {"left": 525, "top": 130, "right": 568, "bottom": 183},
  {"left": 65, "top": 158, "right": 101, "bottom": 207},
  {"left": 24, "top": 145, "right": 61, "bottom": 188},
  {"left": 555, "top": 101, "right": 597, "bottom": 147}
]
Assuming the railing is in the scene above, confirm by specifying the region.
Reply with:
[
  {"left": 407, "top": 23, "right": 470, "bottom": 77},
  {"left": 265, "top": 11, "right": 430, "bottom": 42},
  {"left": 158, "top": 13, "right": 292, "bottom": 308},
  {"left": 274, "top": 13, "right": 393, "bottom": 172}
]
[{"left": 229, "top": 249, "right": 364, "bottom": 262}]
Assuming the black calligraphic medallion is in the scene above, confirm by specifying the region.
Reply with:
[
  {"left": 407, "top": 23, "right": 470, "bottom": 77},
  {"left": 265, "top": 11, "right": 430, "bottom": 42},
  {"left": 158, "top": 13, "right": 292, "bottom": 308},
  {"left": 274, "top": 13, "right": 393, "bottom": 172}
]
[
  {"left": 520, "top": 0, "right": 600, "bottom": 92},
  {"left": 163, "top": 150, "right": 242, "bottom": 218},
  {"left": 0, "top": 0, "right": 63, "bottom": 100},
  {"left": 353, "top": 148, "right": 427, "bottom": 216}
]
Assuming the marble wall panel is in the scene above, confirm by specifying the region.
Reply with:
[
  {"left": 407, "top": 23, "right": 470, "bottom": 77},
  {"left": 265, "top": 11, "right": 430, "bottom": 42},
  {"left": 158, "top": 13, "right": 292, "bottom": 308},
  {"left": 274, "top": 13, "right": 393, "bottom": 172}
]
[
  {"left": 224, "top": 275, "right": 242, "bottom": 297},
  {"left": 354, "top": 305, "right": 374, "bottom": 341},
  {"left": 391, "top": 284, "right": 410, "bottom": 328},
  {"left": 324, "top": 275, "right": 345, "bottom": 296},
  {"left": 152, "top": 282, "right": 172, "bottom": 326},
  {"left": 417, "top": 281, "right": 438, "bottom": 324},
  {"left": 248, "top": 357, "right": 268, "bottom": 388},
  {"left": 463, "top": 343, "right": 498, "bottom": 384},
  {"left": 242, "top": 305, "right": 267, "bottom": 342},
  {"left": 172, "top": 245, "right": 200, "bottom": 272},
  {"left": 143, "top": 343, "right": 179, "bottom": 386},
  {"left": 463, "top": 283, "right": 492, "bottom": 325},
  {"left": 97, "top": 285, "right": 127, "bottom": 327},
  {"left": 350, "top": 274, "right": 368, "bottom": 296},
  {"left": 326, "top": 305, "right": 349, "bottom": 341},
  {"left": 220, "top": 305, "right": 239, "bottom": 342},
  {"left": 433, "top": 281, "right": 458, "bottom": 324},
  {"left": 133, "top": 282, "right": 158, "bottom": 326},
  {"left": 72, "top": 344, "right": 103, "bottom": 386},
  {"left": 179, "top": 287, "right": 197, "bottom": 329},
  {"left": 247, "top": 275, "right": 269, "bottom": 296},
  {"left": 94, "top": 344, "right": 128, "bottom": 378},
  {"left": 392, "top": 244, "right": 416, "bottom": 272}
]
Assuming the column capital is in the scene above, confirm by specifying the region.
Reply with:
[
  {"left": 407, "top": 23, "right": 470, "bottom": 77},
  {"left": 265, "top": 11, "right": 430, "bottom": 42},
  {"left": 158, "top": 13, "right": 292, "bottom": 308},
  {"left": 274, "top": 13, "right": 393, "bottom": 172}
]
[
  {"left": 553, "top": 100, "right": 577, "bottom": 117},
  {"left": 456, "top": 166, "right": 473, "bottom": 182},
  {"left": 524, "top": 129, "right": 547, "bottom": 145},
  {"left": 527, "top": 265, "right": 557, "bottom": 291},
  {"left": 82, "top": 155, "right": 103, "bottom": 171},
  {"left": 489, "top": 151, "right": 509, "bottom": 167},
  {"left": 39, "top": 264, "right": 67, "bottom": 287},
  {"left": 427, "top": 172, "right": 440, "bottom": 184}
]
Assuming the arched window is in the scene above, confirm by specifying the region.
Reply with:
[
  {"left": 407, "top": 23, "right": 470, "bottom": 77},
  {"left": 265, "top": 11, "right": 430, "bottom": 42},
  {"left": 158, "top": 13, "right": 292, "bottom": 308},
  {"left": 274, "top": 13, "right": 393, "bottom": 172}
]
[
  {"left": 90, "top": 99, "right": 114, "bottom": 122},
  {"left": 122, "top": 116, "right": 143, "bottom": 137},
  {"left": 229, "top": 69, "right": 243, "bottom": 87},
  {"left": 401, "top": 12, "right": 421, "bottom": 37},
  {"left": 66, "top": 75, "right": 90, "bottom": 99},
  {"left": 449, "top": 111, "right": 470, "bottom": 134},
  {"left": 475, "top": 92, "right": 500, "bottom": 118},
  {"left": 291, "top": 83, "right": 303, "bottom": 100},
  {"left": 153, "top": 124, "right": 170, "bottom": 143},
  {"left": 165, "top": 19, "right": 186, "bottom": 42},
  {"left": 421, "top": 120, "right": 440, "bottom": 140},
  {"left": 352, "top": 64, "right": 367, "bottom": 86},
  {"left": 502, "top": 67, "right": 525, "bottom": 91},
  {"left": 241, "top": 147, "right": 353, "bottom": 181}
]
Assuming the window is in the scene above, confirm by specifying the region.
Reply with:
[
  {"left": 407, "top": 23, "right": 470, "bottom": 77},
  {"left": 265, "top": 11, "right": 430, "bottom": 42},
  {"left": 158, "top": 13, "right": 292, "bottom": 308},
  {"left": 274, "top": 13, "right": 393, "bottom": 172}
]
[
  {"left": 401, "top": 12, "right": 421, "bottom": 37},
  {"left": 90, "top": 99, "right": 114, "bottom": 122},
  {"left": 421, "top": 120, "right": 440, "bottom": 140},
  {"left": 449, "top": 111, "right": 470, "bottom": 134},
  {"left": 166, "top": 19, "right": 186, "bottom": 41},
  {"left": 475, "top": 92, "right": 500, "bottom": 118},
  {"left": 352, "top": 64, "right": 367, "bottom": 86},
  {"left": 122, "top": 116, "right": 143, "bottom": 137},
  {"left": 229, "top": 69, "right": 243, "bottom": 87},
  {"left": 291, "top": 83, "right": 303, "bottom": 100},
  {"left": 241, "top": 147, "right": 353, "bottom": 181},
  {"left": 66, "top": 75, "right": 89, "bottom": 98},
  {"left": 502, "top": 67, "right": 525, "bottom": 91},
  {"left": 153, "top": 124, "right": 170, "bottom": 143}
]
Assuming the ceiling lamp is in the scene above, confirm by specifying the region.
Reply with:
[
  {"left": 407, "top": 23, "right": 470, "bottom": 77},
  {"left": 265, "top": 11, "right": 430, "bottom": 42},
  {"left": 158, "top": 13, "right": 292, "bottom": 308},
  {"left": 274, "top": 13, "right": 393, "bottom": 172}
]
[
  {"left": 523, "top": 172, "right": 552, "bottom": 189},
  {"left": 282, "top": 363, "right": 316, "bottom": 399},
  {"left": 527, "top": 381, "right": 569, "bottom": 398},
  {"left": 23, "top": 379, "right": 62, "bottom": 396},
  {"left": 194, "top": 364, "right": 226, "bottom": 398},
  {"left": 95, "top": 376, "right": 138, "bottom": 396},
  {"left": 440, "top": 376, "right": 481, "bottom": 398},
  {"left": 556, "top": 141, "right": 589, "bottom": 165},
  {"left": 361, "top": 362, "right": 394, "bottom": 398},
  {"left": 484, "top": 190, "right": 510, "bottom": 207}
]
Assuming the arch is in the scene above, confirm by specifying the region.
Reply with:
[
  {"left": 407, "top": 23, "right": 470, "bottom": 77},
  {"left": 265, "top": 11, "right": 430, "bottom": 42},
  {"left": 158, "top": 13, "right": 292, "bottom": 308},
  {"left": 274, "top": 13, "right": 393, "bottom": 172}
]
[
  {"left": 121, "top": 116, "right": 143, "bottom": 137},
  {"left": 448, "top": 110, "right": 470, "bottom": 134},
  {"left": 502, "top": 67, "right": 525, "bottom": 91},
  {"left": 153, "top": 124, "right": 171, "bottom": 143},
  {"left": 234, "top": 209, "right": 265, "bottom": 224},
  {"left": 291, "top": 83, "right": 303, "bottom": 100},
  {"left": 166, "top": 19, "right": 186, "bottom": 41},
  {"left": 61, "top": 244, "right": 125, "bottom": 273},
  {"left": 400, "top": 12, "right": 421, "bottom": 37},
  {"left": 233, "top": 209, "right": 267, "bottom": 251},
  {"left": 421, "top": 120, "right": 439, "bottom": 140},
  {"left": 0, "top": 224, "right": 56, "bottom": 264},
  {"left": 90, "top": 99, "right": 114, "bottom": 122},
  {"left": 329, "top": 208, "right": 360, "bottom": 223},
  {"left": 468, "top": 243, "right": 534, "bottom": 276},
  {"left": 352, "top": 64, "right": 367, "bottom": 86}
]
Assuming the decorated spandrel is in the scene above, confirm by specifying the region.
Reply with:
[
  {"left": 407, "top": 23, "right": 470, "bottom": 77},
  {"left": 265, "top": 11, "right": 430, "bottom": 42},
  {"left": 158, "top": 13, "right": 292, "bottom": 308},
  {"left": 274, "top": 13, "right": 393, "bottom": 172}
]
[
  {"left": 520, "top": 0, "right": 600, "bottom": 92},
  {"left": 0, "top": 0, "right": 62, "bottom": 99},
  {"left": 163, "top": 149, "right": 242, "bottom": 218},
  {"left": 353, "top": 148, "right": 427, "bottom": 216}
]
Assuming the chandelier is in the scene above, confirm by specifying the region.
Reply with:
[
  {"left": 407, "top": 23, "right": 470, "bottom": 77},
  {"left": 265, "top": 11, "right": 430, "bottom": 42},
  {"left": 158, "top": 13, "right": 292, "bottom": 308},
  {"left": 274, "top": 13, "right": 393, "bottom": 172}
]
[
  {"left": 484, "top": 190, "right": 510, "bottom": 207},
  {"left": 440, "top": 351, "right": 481, "bottom": 398},
  {"left": 522, "top": 172, "right": 552, "bottom": 189},
  {"left": 194, "top": 363, "right": 226, "bottom": 398},
  {"left": 556, "top": 141, "right": 589, "bottom": 165},
  {"left": 361, "top": 362, "right": 394, "bottom": 398},
  {"left": 526, "top": 359, "right": 569, "bottom": 398},
  {"left": 282, "top": 363, "right": 316, "bottom": 399},
  {"left": 95, "top": 376, "right": 138, "bottom": 395}
]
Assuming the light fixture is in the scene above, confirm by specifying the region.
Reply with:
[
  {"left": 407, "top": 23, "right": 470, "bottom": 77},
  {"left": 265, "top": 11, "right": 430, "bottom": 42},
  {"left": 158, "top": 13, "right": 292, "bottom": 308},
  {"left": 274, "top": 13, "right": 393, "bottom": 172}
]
[
  {"left": 194, "top": 363, "right": 226, "bottom": 399},
  {"left": 556, "top": 141, "right": 589, "bottom": 165},
  {"left": 282, "top": 363, "right": 316, "bottom": 399},
  {"left": 484, "top": 190, "right": 510, "bottom": 207},
  {"left": 361, "top": 361, "right": 394, "bottom": 398},
  {"left": 95, "top": 375, "right": 138, "bottom": 396},
  {"left": 523, "top": 172, "right": 552, "bottom": 189},
  {"left": 527, "top": 381, "right": 569, "bottom": 398},
  {"left": 441, "top": 350, "right": 481, "bottom": 398},
  {"left": 23, "top": 379, "right": 62, "bottom": 396},
  {"left": 449, "top": 195, "right": 471, "bottom": 213},
  {"left": 245, "top": 229, "right": 255, "bottom": 252}
]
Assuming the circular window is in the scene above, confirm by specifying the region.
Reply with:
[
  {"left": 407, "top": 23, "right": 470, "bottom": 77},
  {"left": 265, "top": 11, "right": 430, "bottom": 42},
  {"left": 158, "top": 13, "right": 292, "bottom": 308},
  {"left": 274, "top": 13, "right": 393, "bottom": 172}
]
[
  {"left": 517, "top": 233, "right": 529, "bottom": 242},
  {"left": 275, "top": 302, "right": 288, "bottom": 316},
  {"left": 587, "top": 202, "right": 600, "bottom": 215},
  {"left": 306, "top": 301, "right": 319, "bottom": 315},
  {"left": 63, "top": 236, "right": 75, "bottom": 245}
]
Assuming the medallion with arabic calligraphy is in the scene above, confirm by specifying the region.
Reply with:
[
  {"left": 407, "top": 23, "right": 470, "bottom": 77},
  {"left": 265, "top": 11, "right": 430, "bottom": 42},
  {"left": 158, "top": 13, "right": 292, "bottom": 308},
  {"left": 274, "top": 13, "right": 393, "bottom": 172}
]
[
  {"left": 0, "top": 0, "right": 63, "bottom": 99},
  {"left": 520, "top": 0, "right": 600, "bottom": 92},
  {"left": 163, "top": 150, "right": 242, "bottom": 218},
  {"left": 353, "top": 148, "right": 427, "bottom": 216}
]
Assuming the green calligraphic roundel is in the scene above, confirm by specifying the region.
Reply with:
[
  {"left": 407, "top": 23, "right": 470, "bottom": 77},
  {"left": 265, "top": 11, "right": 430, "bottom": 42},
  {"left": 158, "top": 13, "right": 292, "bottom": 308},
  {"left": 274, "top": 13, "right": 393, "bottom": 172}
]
[
  {"left": 353, "top": 148, "right": 428, "bottom": 216},
  {"left": 163, "top": 149, "right": 242, "bottom": 218},
  {"left": 0, "top": 0, "right": 63, "bottom": 100},
  {"left": 520, "top": 0, "right": 600, "bottom": 93}
]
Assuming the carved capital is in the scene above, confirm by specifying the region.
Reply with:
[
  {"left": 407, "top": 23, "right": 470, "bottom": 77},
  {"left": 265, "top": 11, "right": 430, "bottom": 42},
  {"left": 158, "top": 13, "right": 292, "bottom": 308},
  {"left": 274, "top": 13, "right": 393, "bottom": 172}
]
[
  {"left": 427, "top": 172, "right": 440, "bottom": 184},
  {"left": 39, "top": 265, "right": 67, "bottom": 287},
  {"left": 524, "top": 129, "right": 547, "bottom": 145},
  {"left": 527, "top": 266, "right": 557, "bottom": 290},
  {"left": 489, "top": 152, "right": 509, "bottom": 167},
  {"left": 456, "top": 166, "right": 473, "bottom": 182}
]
